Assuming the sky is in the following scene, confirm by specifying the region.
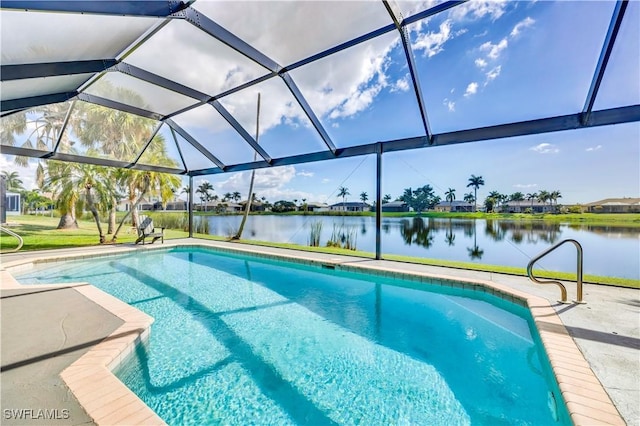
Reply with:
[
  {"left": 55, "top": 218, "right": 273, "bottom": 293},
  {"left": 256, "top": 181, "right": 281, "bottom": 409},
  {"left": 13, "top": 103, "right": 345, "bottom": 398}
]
[{"left": 2, "top": 0, "right": 639, "bottom": 205}]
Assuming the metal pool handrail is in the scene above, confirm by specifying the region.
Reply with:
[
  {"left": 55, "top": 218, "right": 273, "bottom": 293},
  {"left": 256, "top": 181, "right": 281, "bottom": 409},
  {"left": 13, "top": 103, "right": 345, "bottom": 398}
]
[
  {"left": 0, "top": 225, "right": 24, "bottom": 253},
  {"left": 527, "top": 238, "right": 585, "bottom": 304}
]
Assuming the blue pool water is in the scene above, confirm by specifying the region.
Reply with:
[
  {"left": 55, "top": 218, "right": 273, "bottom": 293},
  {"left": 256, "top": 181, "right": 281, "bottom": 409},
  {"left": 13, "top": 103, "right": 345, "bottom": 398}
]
[{"left": 16, "top": 247, "right": 570, "bottom": 425}]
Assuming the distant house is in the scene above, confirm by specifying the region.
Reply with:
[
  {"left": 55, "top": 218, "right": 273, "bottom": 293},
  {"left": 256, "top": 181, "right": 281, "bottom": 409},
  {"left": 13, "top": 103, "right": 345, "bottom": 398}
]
[
  {"left": 329, "top": 202, "right": 370, "bottom": 212},
  {"left": 583, "top": 198, "right": 640, "bottom": 213},
  {"left": 434, "top": 200, "right": 475, "bottom": 212},
  {"left": 117, "top": 197, "right": 158, "bottom": 212},
  {"left": 502, "top": 201, "right": 554, "bottom": 213},
  {"left": 239, "top": 200, "right": 266, "bottom": 212},
  {"left": 165, "top": 201, "right": 187, "bottom": 211},
  {"left": 381, "top": 201, "right": 409, "bottom": 213},
  {"left": 4, "top": 191, "right": 20, "bottom": 216},
  {"left": 305, "top": 202, "right": 330, "bottom": 212}
]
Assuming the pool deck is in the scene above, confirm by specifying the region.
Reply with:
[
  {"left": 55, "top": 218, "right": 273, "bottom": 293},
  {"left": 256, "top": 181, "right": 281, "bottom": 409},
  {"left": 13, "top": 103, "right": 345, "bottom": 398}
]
[{"left": 1, "top": 239, "right": 638, "bottom": 426}]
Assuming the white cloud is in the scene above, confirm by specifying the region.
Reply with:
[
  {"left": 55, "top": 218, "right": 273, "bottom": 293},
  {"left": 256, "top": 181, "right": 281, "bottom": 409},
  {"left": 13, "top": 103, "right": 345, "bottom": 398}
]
[
  {"left": 475, "top": 58, "right": 487, "bottom": 68},
  {"left": 513, "top": 183, "right": 538, "bottom": 189},
  {"left": 449, "top": 1, "right": 508, "bottom": 22},
  {"left": 443, "top": 98, "right": 456, "bottom": 112},
  {"left": 464, "top": 82, "right": 479, "bottom": 97},
  {"left": 485, "top": 65, "right": 501, "bottom": 84},
  {"left": 511, "top": 17, "right": 535, "bottom": 38},
  {"left": 480, "top": 38, "right": 508, "bottom": 60},
  {"left": 295, "top": 32, "right": 399, "bottom": 122},
  {"left": 530, "top": 143, "right": 559, "bottom": 154},
  {"left": 412, "top": 19, "right": 453, "bottom": 58},
  {"left": 297, "top": 171, "right": 314, "bottom": 177},
  {"left": 321, "top": 178, "right": 330, "bottom": 184},
  {"left": 391, "top": 77, "right": 410, "bottom": 93},
  {"left": 216, "top": 166, "right": 320, "bottom": 202},
  {"left": 586, "top": 145, "right": 602, "bottom": 152}
]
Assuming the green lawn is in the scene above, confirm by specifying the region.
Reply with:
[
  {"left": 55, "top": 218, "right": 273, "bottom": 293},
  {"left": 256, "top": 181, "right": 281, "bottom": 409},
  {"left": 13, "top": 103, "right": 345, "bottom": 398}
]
[
  {"left": 0, "top": 215, "right": 188, "bottom": 251},
  {"left": 2, "top": 214, "right": 638, "bottom": 289}
]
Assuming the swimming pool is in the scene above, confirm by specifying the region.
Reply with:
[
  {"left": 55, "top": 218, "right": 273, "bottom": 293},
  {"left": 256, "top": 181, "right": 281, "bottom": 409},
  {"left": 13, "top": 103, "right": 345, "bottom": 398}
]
[{"left": 16, "top": 246, "right": 570, "bottom": 425}]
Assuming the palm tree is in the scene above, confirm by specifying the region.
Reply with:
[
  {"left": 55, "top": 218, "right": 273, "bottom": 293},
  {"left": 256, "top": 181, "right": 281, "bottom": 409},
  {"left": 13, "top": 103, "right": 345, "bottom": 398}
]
[
  {"left": 41, "top": 161, "right": 81, "bottom": 229},
  {"left": 338, "top": 186, "right": 350, "bottom": 208},
  {"left": 526, "top": 192, "right": 538, "bottom": 211},
  {"left": 463, "top": 192, "right": 475, "bottom": 204},
  {"left": 445, "top": 188, "right": 456, "bottom": 209},
  {"left": 550, "top": 190, "right": 562, "bottom": 211},
  {"left": 538, "top": 190, "right": 551, "bottom": 207},
  {"left": 196, "top": 181, "right": 214, "bottom": 212},
  {"left": 232, "top": 191, "right": 241, "bottom": 203},
  {"left": 234, "top": 93, "right": 260, "bottom": 240},
  {"left": 382, "top": 194, "right": 392, "bottom": 204},
  {"left": 466, "top": 175, "right": 484, "bottom": 211},
  {"left": 223, "top": 192, "right": 232, "bottom": 202},
  {"left": 360, "top": 191, "right": 368, "bottom": 204},
  {"left": 110, "top": 165, "right": 181, "bottom": 242},
  {"left": 510, "top": 192, "right": 525, "bottom": 202},
  {"left": 1, "top": 171, "right": 24, "bottom": 191},
  {"left": 44, "top": 161, "right": 113, "bottom": 241}
]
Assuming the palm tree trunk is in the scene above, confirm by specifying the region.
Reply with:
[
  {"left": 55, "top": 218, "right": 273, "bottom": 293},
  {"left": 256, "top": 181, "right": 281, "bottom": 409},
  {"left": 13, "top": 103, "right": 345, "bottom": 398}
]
[
  {"left": 111, "top": 176, "right": 150, "bottom": 242},
  {"left": 85, "top": 184, "right": 105, "bottom": 243},
  {"left": 57, "top": 197, "right": 78, "bottom": 229},
  {"left": 234, "top": 93, "right": 260, "bottom": 240},
  {"left": 57, "top": 213, "right": 78, "bottom": 229},
  {"left": 107, "top": 199, "right": 116, "bottom": 234}
]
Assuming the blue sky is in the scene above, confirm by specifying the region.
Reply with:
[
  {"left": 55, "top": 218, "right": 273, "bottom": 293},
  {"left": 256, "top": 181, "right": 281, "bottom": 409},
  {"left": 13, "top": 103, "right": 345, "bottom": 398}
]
[{"left": 2, "top": 0, "right": 638, "bottom": 205}]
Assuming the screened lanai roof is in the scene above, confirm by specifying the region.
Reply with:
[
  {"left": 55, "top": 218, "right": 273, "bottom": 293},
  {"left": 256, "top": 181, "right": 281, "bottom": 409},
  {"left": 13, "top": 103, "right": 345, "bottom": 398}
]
[{"left": 1, "top": 0, "right": 639, "bottom": 178}]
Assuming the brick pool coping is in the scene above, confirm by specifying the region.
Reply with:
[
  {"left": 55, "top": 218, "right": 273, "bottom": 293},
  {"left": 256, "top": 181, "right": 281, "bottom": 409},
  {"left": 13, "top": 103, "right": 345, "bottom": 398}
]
[{"left": 1, "top": 241, "right": 625, "bottom": 425}]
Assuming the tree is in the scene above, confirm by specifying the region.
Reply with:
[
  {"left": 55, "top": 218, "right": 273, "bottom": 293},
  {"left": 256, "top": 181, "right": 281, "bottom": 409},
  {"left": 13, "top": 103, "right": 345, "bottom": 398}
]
[
  {"left": 510, "top": 192, "right": 525, "bottom": 202},
  {"left": 445, "top": 188, "right": 456, "bottom": 209},
  {"left": 526, "top": 192, "right": 538, "bottom": 211},
  {"left": 234, "top": 93, "right": 260, "bottom": 240},
  {"left": 41, "top": 161, "right": 81, "bottom": 229},
  {"left": 463, "top": 192, "right": 475, "bottom": 204},
  {"left": 487, "top": 190, "right": 505, "bottom": 211},
  {"left": 223, "top": 192, "right": 232, "bottom": 202},
  {"left": 382, "top": 194, "right": 392, "bottom": 204},
  {"left": 196, "top": 181, "right": 214, "bottom": 211},
  {"left": 232, "top": 191, "right": 241, "bottom": 202},
  {"left": 1, "top": 171, "right": 24, "bottom": 191},
  {"left": 44, "top": 161, "right": 112, "bottom": 242},
  {"left": 484, "top": 196, "right": 496, "bottom": 213},
  {"left": 550, "top": 190, "right": 562, "bottom": 211},
  {"left": 466, "top": 175, "right": 485, "bottom": 211},
  {"left": 400, "top": 185, "right": 438, "bottom": 213},
  {"left": 360, "top": 191, "right": 368, "bottom": 204},
  {"left": 337, "top": 186, "right": 350, "bottom": 206},
  {"left": 272, "top": 200, "right": 296, "bottom": 212},
  {"left": 538, "top": 190, "right": 551, "bottom": 206}
]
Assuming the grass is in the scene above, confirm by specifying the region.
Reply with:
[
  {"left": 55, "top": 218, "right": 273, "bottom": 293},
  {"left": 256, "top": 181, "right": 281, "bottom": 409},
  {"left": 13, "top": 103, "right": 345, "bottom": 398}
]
[
  {"left": 0, "top": 215, "right": 188, "bottom": 251},
  {"left": 3, "top": 214, "right": 638, "bottom": 289}
]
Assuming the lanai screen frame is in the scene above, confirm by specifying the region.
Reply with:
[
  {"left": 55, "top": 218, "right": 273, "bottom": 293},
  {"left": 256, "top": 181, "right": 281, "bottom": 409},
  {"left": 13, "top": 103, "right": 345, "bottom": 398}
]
[{"left": 1, "top": 0, "right": 639, "bottom": 259}]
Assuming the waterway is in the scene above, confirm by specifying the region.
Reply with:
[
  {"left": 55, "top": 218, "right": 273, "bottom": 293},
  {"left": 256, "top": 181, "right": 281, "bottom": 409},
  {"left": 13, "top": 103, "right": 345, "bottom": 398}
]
[{"left": 199, "top": 215, "right": 639, "bottom": 280}]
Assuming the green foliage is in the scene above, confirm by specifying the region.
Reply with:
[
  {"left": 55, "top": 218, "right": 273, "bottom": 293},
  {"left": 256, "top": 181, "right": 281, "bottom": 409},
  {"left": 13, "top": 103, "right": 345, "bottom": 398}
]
[
  {"left": 146, "top": 213, "right": 210, "bottom": 234},
  {"left": 327, "top": 223, "right": 357, "bottom": 250},
  {"left": 272, "top": 200, "right": 297, "bottom": 212},
  {"left": 308, "top": 221, "right": 323, "bottom": 247},
  {"left": 400, "top": 185, "right": 440, "bottom": 213}
]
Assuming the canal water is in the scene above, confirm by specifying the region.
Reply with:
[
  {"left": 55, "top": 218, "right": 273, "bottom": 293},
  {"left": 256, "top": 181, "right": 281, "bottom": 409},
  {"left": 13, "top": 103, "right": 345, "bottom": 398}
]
[{"left": 199, "top": 215, "right": 639, "bottom": 280}]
